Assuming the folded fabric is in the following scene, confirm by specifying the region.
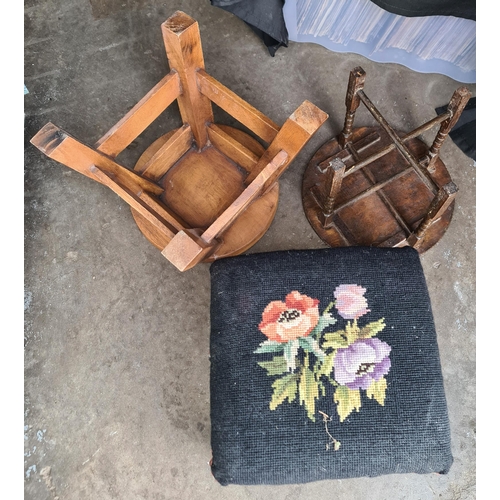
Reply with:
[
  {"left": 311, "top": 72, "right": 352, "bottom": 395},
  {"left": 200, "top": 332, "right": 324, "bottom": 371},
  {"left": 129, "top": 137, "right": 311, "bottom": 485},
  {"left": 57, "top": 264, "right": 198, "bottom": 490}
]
[
  {"left": 209, "top": 247, "right": 452, "bottom": 485},
  {"left": 210, "top": 0, "right": 288, "bottom": 56},
  {"left": 369, "top": 0, "right": 475, "bottom": 21}
]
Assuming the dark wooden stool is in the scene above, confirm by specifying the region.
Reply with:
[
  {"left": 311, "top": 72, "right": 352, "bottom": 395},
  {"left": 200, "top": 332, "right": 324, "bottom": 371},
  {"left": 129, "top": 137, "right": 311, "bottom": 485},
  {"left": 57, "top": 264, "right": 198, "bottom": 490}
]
[
  {"left": 302, "top": 66, "right": 471, "bottom": 253},
  {"left": 31, "top": 11, "right": 328, "bottom": 271}
]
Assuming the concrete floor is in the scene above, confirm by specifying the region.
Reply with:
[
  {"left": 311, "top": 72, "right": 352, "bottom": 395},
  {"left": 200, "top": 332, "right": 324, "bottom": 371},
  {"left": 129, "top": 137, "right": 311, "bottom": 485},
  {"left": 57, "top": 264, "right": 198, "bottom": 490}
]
[{"left": 24, "top": 1, "right": 476, "bottom": 499}]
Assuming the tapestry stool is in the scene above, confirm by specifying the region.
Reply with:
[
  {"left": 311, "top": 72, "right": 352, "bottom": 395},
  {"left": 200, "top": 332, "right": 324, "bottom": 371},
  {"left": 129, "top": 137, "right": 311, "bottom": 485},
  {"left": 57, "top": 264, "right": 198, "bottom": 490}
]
[{"left": 208, "top": 246, "right": 452, "bottom": 485}]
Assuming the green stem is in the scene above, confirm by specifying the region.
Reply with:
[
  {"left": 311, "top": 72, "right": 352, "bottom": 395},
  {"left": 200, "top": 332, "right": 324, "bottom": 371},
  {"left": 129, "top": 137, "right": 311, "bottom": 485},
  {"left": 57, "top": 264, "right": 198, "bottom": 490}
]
[{"left": 324, "top": 301, "right": 334, "bottom": 315}]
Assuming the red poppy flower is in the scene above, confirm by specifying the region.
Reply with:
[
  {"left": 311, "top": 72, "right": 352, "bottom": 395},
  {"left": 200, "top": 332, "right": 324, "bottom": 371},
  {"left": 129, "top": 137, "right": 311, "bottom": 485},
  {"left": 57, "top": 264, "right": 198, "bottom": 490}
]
[{"left": 258, "top": 291, "right": 320, "bottom": 342}]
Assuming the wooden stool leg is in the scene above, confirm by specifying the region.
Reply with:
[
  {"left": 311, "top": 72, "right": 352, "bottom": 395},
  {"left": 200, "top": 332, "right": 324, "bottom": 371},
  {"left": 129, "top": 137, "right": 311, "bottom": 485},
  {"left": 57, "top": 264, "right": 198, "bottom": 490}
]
[
  {"left": 30, "top": 123, "right": 164, "bottom": 197},
  {"left": 162, "top": 12, "right": 214, "bottom": 149},
  {"left": 407, "top": 181, "right": 458, "bottom": 249},
  {"left": 162, "top": 150, "right": 289, "bottom": 271},
  {"left": 427, "top": 87, "right": 471, "bottom": 172},
  {"left": 338, "top": 67, "right": 366, "bottom": 149},
  {"left": 245, "top": 101, "right": 328, "bottom": 185},
  {"left": 318, "top": 158, "right": 346, "bottom": 228}
]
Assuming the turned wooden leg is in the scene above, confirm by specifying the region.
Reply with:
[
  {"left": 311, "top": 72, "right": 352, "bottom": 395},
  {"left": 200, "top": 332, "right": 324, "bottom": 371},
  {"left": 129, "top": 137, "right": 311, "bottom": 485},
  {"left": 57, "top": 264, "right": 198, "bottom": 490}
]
[
  {"left": 427, "top": 87, "right": 471, "bottom": 172},
  {"left": 338, "top": 67, "right": 366, "bottom": 149},
  {"left": 407, "top": 182, "right": 458, "bottom": 248},
  {"left": 318, "top": 158, "right": 346, "bottom": 228}
]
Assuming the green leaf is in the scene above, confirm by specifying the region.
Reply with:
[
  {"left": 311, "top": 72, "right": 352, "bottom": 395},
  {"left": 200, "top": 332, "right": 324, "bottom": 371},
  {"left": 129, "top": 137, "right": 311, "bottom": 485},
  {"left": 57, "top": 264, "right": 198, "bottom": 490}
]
[
  {"left": 359, "top": 318, "right": 386, "bottom": 339},
  {"left": 254, "top": 340, "right": 285, "bottom": 354},
  {"left": 325, "top": 375, "right": 338, "bottom": 388},
  {"left": 257, "top": 356, "right": 288, "bottom": 376},
  {"left": 334, "top": 385, "right": 362, "bottom": 422},
  {"left": 269, "top": 373, "right": 299, "bottom": 411},
  {"left": 366, "top": 377, "right": 388, "bottom": 406},
  {"left": 322, "top": 331, "right": 349, "bottom": 350},
  {"left": 344, "top": 320, "right": 361, "bottom": 344},
  {"left": 316, "top": 351, "right": 336, "bottom": 378},
  {"left": 298, "top": 336, "right": 326, "bottom": 361},
  {"left": 299, "top": 365, "right": 319, "bottom": 422},
  {"left": 310, "top": 308, "right": 337, "bottom": 339},
  {"left": 319, "top": 379, "right": 326, "bottom": 397}
]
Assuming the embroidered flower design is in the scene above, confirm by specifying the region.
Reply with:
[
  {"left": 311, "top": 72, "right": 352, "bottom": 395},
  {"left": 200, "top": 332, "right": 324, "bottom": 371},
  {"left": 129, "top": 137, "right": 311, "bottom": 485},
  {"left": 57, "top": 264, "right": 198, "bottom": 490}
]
[
  {"left": 334, "top": 284, "right": 370, "bottom": 320},
  {"left": 255, "top": 292, "right": 324, "bottom": 372},
  {"left": 255, "top": 284, "right": 392, "bottom": 445},
  {"left": 259, "top": 291, "right": 320, "bottom": 342},
  {"left": 334, "top": 338, "right": 391, "bottom": 390}
]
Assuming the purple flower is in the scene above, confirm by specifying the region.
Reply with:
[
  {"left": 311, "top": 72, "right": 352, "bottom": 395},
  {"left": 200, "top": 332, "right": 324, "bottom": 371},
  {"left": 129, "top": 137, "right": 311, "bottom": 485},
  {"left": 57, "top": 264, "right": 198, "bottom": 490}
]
[
  {"left": 334, "top": 284, "right": 370, "bottom": 320},
  {"left": 333, "top": 338, "right": 391, "bottom": 390}
]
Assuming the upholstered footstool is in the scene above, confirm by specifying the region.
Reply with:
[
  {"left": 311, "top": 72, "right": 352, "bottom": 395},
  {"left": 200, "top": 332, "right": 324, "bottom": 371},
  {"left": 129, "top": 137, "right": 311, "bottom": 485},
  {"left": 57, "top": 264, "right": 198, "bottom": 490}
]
[{"left": 208, "top": 247, "right": 452, "bottom": 485}]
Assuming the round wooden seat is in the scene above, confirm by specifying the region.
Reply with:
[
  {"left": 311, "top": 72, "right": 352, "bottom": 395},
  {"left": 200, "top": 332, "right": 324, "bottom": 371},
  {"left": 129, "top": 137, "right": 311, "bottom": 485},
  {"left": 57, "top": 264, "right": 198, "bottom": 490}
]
[
  {"left": 30, "top": 11, "right": 328, "bottom": 271},
  {"left": 302, "top": 125, "right": 455, "bottom": 253},
  {"left": 132, "top": 125, "right": 279, "bottom": 261},
  {"left": 301, "top": 66, "right": 470, "bottom": 254}
]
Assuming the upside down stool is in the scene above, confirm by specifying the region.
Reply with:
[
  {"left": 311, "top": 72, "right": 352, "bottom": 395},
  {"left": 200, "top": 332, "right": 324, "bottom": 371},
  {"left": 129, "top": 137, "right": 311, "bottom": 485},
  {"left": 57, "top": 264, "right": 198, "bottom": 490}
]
[
  {"left": 30, "top": 11, "right": 328, "bottom": 271},
  {"left": 302, "top": 66, "right": 471, "bottom": 253}
]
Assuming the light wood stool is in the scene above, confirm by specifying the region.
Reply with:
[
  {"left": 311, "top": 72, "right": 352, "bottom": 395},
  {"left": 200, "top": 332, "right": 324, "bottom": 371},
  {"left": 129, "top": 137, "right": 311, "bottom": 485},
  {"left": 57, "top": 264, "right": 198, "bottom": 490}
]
[
  {"left": 31, "top": 11, "right": 328, "bottom": 271},
  {"left": 302, "top": 66, "right": 471, "bottom": 253}
]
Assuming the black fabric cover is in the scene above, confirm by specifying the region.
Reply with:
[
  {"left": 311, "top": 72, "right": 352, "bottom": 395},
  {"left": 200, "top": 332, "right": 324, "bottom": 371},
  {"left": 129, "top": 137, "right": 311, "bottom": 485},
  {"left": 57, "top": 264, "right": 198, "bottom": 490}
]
[
  {"left": 209, "top": 247, "right": 452, "bottom": 486},
  {"left": 369, "top": 0, "right": 475, "bottom": 21},
  {"left": 210, "top": 0, "right": 288, "bottom": 56}
]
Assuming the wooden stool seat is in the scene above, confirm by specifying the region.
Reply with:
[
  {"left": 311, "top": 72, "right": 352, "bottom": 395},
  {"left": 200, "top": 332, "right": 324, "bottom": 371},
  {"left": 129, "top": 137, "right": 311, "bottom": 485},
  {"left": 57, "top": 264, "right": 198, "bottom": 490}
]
[
  {"left": 132, "top": 125, "right": 279, "bottom": 260},
  {"left": 302, "top": 67, "right": 471, "bottom": 253},
  {"left": 303, "top": 126, "right": 455, "bottom": 252},
  {"left": 30, "top": 11, "right": 328, "bottom": 271}
]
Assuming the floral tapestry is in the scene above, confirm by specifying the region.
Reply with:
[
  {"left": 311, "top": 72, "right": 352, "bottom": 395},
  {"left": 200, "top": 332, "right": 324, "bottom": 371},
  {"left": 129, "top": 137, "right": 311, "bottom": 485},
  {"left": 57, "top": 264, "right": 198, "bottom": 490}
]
[{"left": 255, "top": 285, "right": 392, "bottom": 447}]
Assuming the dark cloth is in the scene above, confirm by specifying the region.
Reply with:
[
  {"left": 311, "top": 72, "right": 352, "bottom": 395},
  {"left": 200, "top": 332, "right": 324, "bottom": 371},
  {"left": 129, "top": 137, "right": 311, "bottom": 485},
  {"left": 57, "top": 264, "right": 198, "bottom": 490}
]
[
  {"left": 370, "top": 0, "right": 475, "bottom": 21},
  {"left": 209, "top": 247, "right": 453, "bottom": 485},
  {"left": 210, "top": 0, "right": 288, "bottom": 56},
  {"left": 210, "top": 0, "right": 475, "bottom": 57},
  {"left": 436, "top": 97, "right": 476, "bottom": 161}
]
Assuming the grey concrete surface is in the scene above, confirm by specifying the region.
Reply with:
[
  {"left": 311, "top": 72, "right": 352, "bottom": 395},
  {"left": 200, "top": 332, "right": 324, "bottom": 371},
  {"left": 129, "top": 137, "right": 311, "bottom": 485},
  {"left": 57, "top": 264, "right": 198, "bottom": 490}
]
[{"left": 24, "top": 1, "right": 476, "bottom": 499}]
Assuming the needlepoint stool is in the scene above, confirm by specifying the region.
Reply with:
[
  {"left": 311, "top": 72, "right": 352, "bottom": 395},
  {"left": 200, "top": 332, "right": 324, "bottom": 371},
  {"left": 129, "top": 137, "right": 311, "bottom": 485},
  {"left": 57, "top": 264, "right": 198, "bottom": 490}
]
[{"left": 209, "top": 246, "right": 452, "bottom": 485}]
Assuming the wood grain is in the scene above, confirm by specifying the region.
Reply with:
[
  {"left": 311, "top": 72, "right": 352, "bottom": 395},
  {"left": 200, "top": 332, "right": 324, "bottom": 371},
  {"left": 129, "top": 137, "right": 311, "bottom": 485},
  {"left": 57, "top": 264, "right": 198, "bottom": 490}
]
[
  {"left": 197, "top": 69, "right": 280, "bottom": 144},
  {"left": 95, "top": 71, "right": 181, "bottom": 157},
  {"left": 31, "top": 123, "right": 163, "bottom": 196},
  {"left": 161, "top": 12, "right": 213, "bottom": 148},
  {"left": 138, "top": 124, "right": 193, "bottom": 181},
  {"left": 246, "top": 100, "right": 328, "bottom": 184},
  {"left": 302, "top": 126, "right": 455, "bottom": 253}
]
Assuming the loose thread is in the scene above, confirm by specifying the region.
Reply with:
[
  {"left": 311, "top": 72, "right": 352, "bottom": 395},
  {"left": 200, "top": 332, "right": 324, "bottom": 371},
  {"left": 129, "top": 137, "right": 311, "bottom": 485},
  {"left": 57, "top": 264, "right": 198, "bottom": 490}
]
[{"left": 319, "top": 410, "right": 341, "bottom": 451}]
